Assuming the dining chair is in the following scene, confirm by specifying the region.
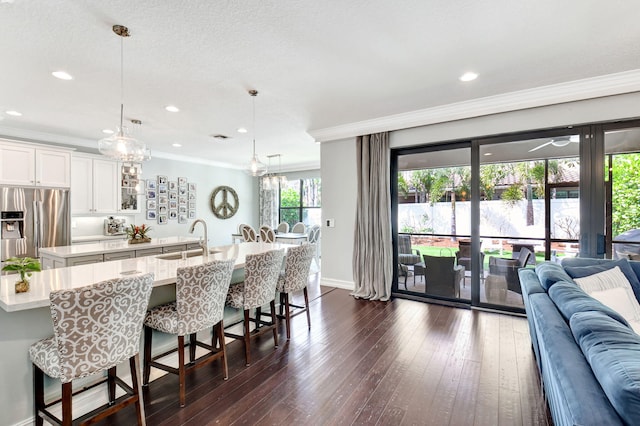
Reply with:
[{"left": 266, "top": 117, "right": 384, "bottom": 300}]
[
  {"left": 307, "top": 225, "right": 321, "bottom": 267},
  {"left": 423, "top": 254, "right": 464, "bottom": 298},
  {"left": 240, "top": 224, "right": 257, "bottom": 242},
  {"left": 291, "top": 222, "right": 306, "bottom": 234},
  {"left": 277, "top": 222, "right": 289, "bottom": 233},
  {"left": 259, "top": 225, "right": 276, "bottom": 243},
  {"left": 143, "top": 259, "right": 235, "bottom": 407},
  {"left": 29, "top": 273, "right": 154, "bottom": 426},
  {"left": 224, "top": 249, "right": 284, "bottom": 365},
  {"left": 277, "top": 244, "right": 316, "bottom": 339}
]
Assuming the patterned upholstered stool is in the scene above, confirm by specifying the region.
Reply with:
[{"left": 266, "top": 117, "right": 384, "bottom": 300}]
[
  {"left": 30, "top": 273, "right": 154, "bottom": 426},
  {"left": 225, "top": 249, "right": 284, "bottom": 366},
  {"left": 276, "top": 244, "right": 315, "bottom": 339},
  {"left": 143, "top": 259, "right": 235, "bottom": 407}
]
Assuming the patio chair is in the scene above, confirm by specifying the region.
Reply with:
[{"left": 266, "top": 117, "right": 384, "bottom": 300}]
[
  {"left": 488, "top": 247, "right": 533, "bottom": 294},
  {"left": 398, "top": 235, "right": 421, "bottom": 288},
  {"left": 423, "top": 254, "right": 465, "bottom": 298},
  {"left": 455, "top": 239, "right": 485, "bottom": 285}
]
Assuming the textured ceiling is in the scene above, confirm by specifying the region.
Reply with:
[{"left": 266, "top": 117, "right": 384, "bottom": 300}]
[{"left": 0, "top": 0, "right": 639, "bottom": 171}]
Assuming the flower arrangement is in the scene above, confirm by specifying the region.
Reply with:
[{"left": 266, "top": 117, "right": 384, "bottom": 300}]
[
  {"left": 2, "top": 256, "right": 41, "bottom": 293},
  {"left": 126, "top": 224, "right": 152, "bottom": 244}
]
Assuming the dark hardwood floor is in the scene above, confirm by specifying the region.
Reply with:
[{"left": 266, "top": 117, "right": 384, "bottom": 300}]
[{"left": 103, "top": 280, "right": 551, "bottom": 426}]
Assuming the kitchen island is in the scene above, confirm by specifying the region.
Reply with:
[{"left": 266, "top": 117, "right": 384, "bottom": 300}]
[
  {"left": 0, "top": 242, "right": 294, "bottom": 425},
  {"left": 40, "top": 236, "right": 202, "bottom": 268}
]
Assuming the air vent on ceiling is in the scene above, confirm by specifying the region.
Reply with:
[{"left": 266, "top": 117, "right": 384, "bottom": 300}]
[{"left": 211, "top": 134, "right": 230, "bottom": 140}]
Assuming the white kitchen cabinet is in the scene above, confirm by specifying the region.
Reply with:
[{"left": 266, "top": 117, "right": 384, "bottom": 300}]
[
  {"left": 66, "top": 254, "right": 104, "bottom": 266},
  {"left": 119, "top": 162, "right": 141, "bottom": 213},
  {"left": 135, "top": 247, "right": 164, "bottom": 257},
  {"left": 71, "top": 154, "right": 119, "bottom": 214},
  {"left": 0, "top": 140, "right": 71, "bottom": 187}
]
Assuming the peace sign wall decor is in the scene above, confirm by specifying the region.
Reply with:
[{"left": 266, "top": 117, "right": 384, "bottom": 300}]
[{"left": 210, "top": 186, "right": 239, "bottom": 219}]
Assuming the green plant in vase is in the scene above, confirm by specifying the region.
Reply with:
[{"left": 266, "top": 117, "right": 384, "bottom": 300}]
[
  {"left": 126, "top": 224, "right": 152, "bottom": 244},
  {"left": 2, "top": 256, "right": 41, "bottom": 293}
]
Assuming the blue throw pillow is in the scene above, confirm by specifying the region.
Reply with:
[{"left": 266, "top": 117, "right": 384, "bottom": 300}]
[
  {"left": 535, "top": 262, "right": 573, "bottom": 291},
  {"left": 549, "top": 281, "right": 630, "bottom": 327},
  {"left": 570, "top": 311, "right": 640, "bottom": 426},
  {"left": 564, "top": 258, "right": 640, "bottom": 303}
]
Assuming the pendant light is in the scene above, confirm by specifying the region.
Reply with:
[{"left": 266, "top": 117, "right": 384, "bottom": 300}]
[
  {"left": 98, "top": 25, "right": 150, "bottom": 163},
  {"left": 244, "top": 89, "right": 267, "bottom": 177},
  {"left": 264, "top": 154, "right": 287, "bottom": 190}
]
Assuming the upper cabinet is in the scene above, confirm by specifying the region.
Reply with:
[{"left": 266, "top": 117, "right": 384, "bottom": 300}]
[
  {"left": 71, "top": 154, "right": 119, "bottom": 214},
  {"left": 0, "top": 140, "right": 71, "bottom": 187},
  {"left": 119, "top": 163, "right": 141, "bottom": 213}
]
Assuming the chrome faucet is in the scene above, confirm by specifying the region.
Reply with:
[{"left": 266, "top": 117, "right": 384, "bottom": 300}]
[{"left": 188, "top": 219, "right": 209, "bottom": 258}]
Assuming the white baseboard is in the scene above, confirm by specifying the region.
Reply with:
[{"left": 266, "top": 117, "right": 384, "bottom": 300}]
[{"left": 321, "top": 277, "right": 354, "bottom": 290}]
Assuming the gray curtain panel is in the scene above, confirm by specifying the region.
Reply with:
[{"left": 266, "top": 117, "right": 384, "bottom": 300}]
[
  {"left": 352, "top": 132, "right": 393, "bottom": 301},
  {"left": 259, "top": 178, "right": 279, "bottom": 229}
]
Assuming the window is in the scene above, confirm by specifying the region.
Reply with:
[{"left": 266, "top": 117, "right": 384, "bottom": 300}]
[{"left": 279, "top": 178, "right": 321, "bottom": 228}]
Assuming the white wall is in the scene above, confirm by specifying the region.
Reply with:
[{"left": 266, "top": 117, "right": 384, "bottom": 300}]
[
  {"left": 319, "top": 92, "right": 640, "bottom": 289},
  {"left": 320, "top": 138, "right": 357, "bottom": 288}
]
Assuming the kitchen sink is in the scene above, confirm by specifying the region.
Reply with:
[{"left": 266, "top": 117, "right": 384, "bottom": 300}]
[{"left": 156, "top": 249, "right": 221, "bottom": 260}]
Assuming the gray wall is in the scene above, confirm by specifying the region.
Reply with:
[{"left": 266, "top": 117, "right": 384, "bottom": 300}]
[{"left": 319, "top": 92, "right": 640, "bottom": 289}]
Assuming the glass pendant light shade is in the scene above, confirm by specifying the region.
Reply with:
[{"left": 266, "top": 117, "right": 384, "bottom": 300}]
[
  {"left": 245, "top": 140, "right": 267, "bottom": 176},
  {"left": 244, "top": 89, "right": 267, "bottom": 177},
  {"left": 98, "top": 25, "right": 150, "bottom": 163}
]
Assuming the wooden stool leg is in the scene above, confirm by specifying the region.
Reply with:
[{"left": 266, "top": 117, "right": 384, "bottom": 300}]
[
  {"left": 108, "top": 366, "right": 117, "bottom": 404},
  {"left": 143, "top": 326, "right": 152, "bottom": 386},
  {"left": 303, "top": 286, "right": 311, "bottom": 330},
  {"left": 62, "top": 382, "right": 72, "bottom": 426},
  {"left": 33, "top": 365, "right": 44, "bottom": 426},
  {"left": 218, "top": 321, "right": 229, "bottom": 380},
  {"left": 130, "top": 354, "right": 147, "bottom": 425},
  {"left": 244, "top": 309, "right": 251, "bottom": 366},
  {"left": 189, "top": 333, "right": 197, "bottom": 363},
  {"left": 178, "top": 335, "right": 186, "bottom": 407},
  {"left": 271, "top": 300, "right": 278, "bottom": 348},
  {"left": 283, "top": 293, "right": 291, "bottom": 339}
]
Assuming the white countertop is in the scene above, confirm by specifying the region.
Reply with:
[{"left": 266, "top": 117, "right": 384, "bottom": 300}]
[
  {"left": 1, "top": 242, "right": 293, "bottom": 312},
  {"left": 40, "top": 236, "right": 201, "bottom": 258}
]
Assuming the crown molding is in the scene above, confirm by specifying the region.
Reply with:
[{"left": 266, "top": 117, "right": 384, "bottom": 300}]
[{"left": 308, "top": 69, "right": 640, "bottom": 143}]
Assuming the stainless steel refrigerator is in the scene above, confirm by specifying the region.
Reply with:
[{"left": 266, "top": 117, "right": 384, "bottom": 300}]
[{"left": 0, "top": 187, "right": 70, "bottom": 265}]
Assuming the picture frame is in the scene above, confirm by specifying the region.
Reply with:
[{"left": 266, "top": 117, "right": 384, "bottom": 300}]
[
  {"left": 169, "top": 200, "right": 178, "bottom": 209},
  {"left": 146, "top": 190, "right": 156, "bottom": 199},
  {"left": 169, "top": 191, "right": 178, "bottom": 200},
  {"left": 146, "top": 210, "right": 156, "bottom": 220},
  {"left": 146, "top": 199, "right": 157, "bottom": 210},
  {"left": 158, "top": 175, "right": 167, "bottom": 185},
  {"left": 159, "top": 205, "right": 168, "bottom": 214},
  {"left": 169, "top": 181, "right": 177, "bottom": 191},
  {"left": 179, "top": 205, "right": 187, "bottom": 214},
  {"left": 179, "top": 196, "right": 187, "bottom": 205},
  {"left": 158, "top": 214, "right": 168, "bottom": 225},
  {"left": 178, "top": 177, "right": 187, "bottom": 186},
  {"left": 188, "top": 201, "right": 196, "bottom": 209},
  {"left": 188, "top": 210, "right": 196, "bottom": 219},
  {"left": 169, "top": 210, "right": 178, "bottom": 220},
  {"left": 178, "top": 214, "right": 187, "bottom": 224},
  {"left": 188, "top": 192, "right": 196, "bottom": 200},
  {"left": 147, "top": 179, "right": 156, "bottom": 190},
  {"left": 188, "top": 183, "right": 196, "bottom": 191},
  {"left": 158, "top": 184, "right": 168, "bottom": 194},
  {"left": 178, "top": 186, "right": 187, "bottom": 195}
]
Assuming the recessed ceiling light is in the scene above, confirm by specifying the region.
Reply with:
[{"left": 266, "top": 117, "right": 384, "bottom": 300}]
[
  {"left": 102, "top": 129, "right": 114, "bottom": 134},
  {"left": 5, "top": 110, "right": 22, "bottom": 116},
  {"left": 484, "top": 152, "right": 493, "bottom": 156},
  {"left": 165, "top": 105, "right": 180, "bottom": 112},
  {"left": 459, "top": 72, "right": 478, "bottom": 82},
  {"left": 237, "top": 128, "right": 248, "bottom": 134},
  {"left": 52, "top": 71, "right": 73, "bottom": 80},
  {"left": 172, "top": 143, "right": 182, "bottom": 147}
]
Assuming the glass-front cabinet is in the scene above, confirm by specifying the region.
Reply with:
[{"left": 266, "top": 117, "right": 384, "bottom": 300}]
[{"left": 119, "top": 162, "right": 141, "bottom": 213}]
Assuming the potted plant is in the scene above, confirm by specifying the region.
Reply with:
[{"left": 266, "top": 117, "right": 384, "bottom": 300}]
[
  {"left": 127, "top": 224, "right": 152, "bottom": 244},
  {"left": 2, "top": 256, "right": 41, "bottom": 293}
]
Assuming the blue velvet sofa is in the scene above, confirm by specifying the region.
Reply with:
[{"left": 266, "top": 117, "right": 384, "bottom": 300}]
[{"left": 518, "top": 258, "right": 640, "bottom": 426}]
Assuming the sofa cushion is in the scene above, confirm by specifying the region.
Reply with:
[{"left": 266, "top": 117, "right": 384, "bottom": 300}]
[
  {"left": 570, "top": 311, "right": 640, "bottom": 426},
  {"left": 548, "top": 280, "right": 630, "bottom": 327},
  {"left": 534, "top": 261, "right": 573, "bottom": 291},
  {"left": 573, "top": 266, "right": 640, "bottom": 334},
  {"left": 563, "top": 258, "right": 640, "bottom": 303}
]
